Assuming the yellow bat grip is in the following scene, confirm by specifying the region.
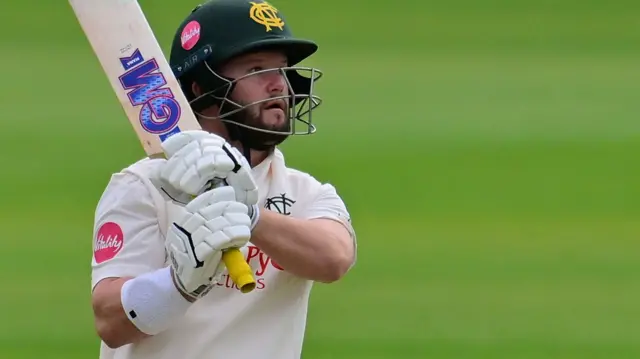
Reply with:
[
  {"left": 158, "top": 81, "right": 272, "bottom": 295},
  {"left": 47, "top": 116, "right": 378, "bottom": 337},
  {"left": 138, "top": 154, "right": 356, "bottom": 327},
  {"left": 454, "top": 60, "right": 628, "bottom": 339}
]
[{"left": 222, "top": 248, "right": 256, "bottom": 293}]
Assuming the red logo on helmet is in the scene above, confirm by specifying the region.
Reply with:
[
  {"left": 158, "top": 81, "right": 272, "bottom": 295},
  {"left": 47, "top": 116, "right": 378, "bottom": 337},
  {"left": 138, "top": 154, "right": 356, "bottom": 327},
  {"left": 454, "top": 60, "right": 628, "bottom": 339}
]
[
  {"left": 181, "top": 21, "right": 201, "bottom": 50},
  {"left": 94, "top": 222, "right": 124, "bottom": 264}
]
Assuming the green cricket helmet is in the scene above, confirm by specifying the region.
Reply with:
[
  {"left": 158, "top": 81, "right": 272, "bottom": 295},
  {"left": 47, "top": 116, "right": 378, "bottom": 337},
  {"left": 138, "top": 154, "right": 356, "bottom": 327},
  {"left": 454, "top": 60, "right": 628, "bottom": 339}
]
[{"left": 169, "top": 0, "right": 323, "bottom": 151}]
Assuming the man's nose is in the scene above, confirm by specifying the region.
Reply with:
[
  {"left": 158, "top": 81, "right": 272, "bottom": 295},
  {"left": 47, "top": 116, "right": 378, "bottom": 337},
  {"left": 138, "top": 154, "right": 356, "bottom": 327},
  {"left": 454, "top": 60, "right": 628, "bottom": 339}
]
[{"left": 267, "top": 70, "right": 287, "bottom": 95}]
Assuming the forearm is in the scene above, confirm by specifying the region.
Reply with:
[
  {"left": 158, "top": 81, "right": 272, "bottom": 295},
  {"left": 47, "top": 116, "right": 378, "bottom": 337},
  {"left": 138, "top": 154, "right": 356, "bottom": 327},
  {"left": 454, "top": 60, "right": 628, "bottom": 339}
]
[
  {"left": 91, "top": 267, "right": 195, "bottom": 349},
  {"left": 92, "top": 277, "right": 149, "bottom": 348},
  {"left": 251, "top": 210, "right": 354, "bottom": 282}
]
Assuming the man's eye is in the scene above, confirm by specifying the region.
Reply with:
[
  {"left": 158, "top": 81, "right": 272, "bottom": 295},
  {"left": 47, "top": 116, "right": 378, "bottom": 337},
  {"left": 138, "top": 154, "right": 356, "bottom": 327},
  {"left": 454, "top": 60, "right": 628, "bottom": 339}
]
[{"left": 249, "top": 66, "right": 264, "bottom": 73}]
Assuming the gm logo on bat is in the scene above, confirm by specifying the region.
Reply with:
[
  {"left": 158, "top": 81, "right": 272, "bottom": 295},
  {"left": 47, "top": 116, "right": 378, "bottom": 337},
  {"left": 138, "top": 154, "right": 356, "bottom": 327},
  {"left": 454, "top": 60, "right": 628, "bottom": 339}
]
[{"left": 118, "top": 49, "right": 181, "bottom": 141}]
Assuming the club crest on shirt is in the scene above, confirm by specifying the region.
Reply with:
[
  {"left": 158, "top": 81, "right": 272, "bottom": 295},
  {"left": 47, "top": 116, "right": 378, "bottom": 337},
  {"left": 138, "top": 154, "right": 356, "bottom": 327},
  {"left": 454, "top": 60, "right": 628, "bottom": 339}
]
[{"left": 264, "top": 193, "right": 295, "bottom": 215}]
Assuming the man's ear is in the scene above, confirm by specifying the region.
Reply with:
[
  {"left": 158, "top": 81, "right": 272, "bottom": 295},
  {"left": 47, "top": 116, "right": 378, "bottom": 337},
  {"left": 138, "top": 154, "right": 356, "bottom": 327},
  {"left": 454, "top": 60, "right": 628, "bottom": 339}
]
[
  {"left": 190, "top": 81, "right": 221, "bottom": 120},
  {"left": 191, "top": 82, "right": 203, "bottom": 97}
]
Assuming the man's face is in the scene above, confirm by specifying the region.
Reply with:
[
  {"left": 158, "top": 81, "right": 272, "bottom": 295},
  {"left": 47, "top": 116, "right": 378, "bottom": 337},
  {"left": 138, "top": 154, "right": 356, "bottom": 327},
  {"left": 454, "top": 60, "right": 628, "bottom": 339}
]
[{"left": 218, "top": 50, "right": 291, "bottom": 136}]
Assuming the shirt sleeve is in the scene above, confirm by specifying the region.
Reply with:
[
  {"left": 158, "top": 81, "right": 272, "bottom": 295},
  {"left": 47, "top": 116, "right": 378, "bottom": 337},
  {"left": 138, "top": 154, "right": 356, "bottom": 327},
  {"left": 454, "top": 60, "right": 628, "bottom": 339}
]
[
  {"left": 91, "top": 171, "right": 167, "bottom": 291},
  {"left": 301, "top": 183, "right": 357, "bottom": 267}
]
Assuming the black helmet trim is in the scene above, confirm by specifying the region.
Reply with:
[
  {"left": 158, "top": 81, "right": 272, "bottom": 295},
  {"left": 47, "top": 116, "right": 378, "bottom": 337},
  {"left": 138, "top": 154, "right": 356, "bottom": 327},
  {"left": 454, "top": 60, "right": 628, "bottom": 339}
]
[
  {"left": 172, "top": 38, "right": 317, "bottom": 79},
  {"left": 172, "top": 44, "right": 214, "bottom": 79}
]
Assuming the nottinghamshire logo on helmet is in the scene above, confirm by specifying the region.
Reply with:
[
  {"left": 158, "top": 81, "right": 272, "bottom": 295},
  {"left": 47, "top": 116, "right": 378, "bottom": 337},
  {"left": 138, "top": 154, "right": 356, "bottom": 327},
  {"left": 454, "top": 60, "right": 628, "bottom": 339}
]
[{"left": 249, "top": 1, "right": 284, "bottom": 32}]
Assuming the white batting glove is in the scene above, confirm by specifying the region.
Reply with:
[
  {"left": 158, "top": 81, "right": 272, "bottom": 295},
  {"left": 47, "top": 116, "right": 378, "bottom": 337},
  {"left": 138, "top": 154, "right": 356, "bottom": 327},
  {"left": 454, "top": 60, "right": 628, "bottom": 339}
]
[
  {"left": 158, "top": 130, "right": 259, "bottom": 207},
  {"left": 165, "top": 186, "right": 252, "bottom": 300}
]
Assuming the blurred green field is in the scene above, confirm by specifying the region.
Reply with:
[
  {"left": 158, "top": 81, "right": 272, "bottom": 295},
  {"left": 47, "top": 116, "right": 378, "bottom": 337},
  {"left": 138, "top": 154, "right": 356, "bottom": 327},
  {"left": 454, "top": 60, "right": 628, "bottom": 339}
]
[{"left": 0, "top": 0, "right": 639, "bottom": 358}]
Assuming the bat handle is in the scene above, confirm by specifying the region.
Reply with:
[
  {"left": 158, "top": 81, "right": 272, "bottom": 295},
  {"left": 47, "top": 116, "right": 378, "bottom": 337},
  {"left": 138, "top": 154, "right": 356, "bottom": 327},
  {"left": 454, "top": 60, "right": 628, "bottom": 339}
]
[
  {"left": 222, "top": 249, "right": 256, "bottom": 293},
  {"left": 209, "top": 178, "right": 256, "bottom": 294}
]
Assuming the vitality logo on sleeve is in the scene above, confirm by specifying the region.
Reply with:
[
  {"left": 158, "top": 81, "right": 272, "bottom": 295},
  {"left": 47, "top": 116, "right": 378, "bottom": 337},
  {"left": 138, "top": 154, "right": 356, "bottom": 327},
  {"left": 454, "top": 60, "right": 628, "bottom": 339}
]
[{"left": 94, "top": 222, "right": 124, "bottom": 264}]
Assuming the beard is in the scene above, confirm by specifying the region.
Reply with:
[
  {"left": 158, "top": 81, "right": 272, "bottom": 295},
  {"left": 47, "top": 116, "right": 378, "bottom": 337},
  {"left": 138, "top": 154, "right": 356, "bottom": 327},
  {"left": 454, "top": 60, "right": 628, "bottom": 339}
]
[{"left": 222, "top": 98, "right": 291, "bottom": 151}]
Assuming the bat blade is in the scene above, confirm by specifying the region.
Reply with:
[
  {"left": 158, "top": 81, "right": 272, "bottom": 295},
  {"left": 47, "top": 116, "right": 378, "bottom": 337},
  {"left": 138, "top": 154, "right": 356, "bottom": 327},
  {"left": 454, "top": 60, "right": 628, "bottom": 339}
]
[
  {"left": 70, "top": 0, "right": 257, "bottom": 294},
  {"left": 69, "top": 0, "right": 200, "bottom": 156}
]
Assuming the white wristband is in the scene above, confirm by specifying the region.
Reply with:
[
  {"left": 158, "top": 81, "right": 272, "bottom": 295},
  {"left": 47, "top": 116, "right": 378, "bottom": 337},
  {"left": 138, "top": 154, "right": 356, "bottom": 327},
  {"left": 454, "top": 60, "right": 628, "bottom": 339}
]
[{"left": 121, "top": 267, "right": 193, "bottom": 335}]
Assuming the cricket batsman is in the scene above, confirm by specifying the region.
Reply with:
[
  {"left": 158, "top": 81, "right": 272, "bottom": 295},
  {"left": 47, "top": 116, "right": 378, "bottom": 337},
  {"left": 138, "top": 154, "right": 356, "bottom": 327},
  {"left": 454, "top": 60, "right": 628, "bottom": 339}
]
[{"left": 89, "top": 0, "right": 357, "bottom": 358}]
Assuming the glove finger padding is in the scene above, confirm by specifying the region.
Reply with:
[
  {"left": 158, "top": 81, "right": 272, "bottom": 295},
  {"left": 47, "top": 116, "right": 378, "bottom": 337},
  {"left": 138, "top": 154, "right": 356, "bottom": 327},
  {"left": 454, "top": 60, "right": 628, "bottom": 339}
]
[
  {"left": 223, "top": 146, "right": 259, "bottom": 206},
  {"left": 226, "top": 167, "right": 259, "bottom": 206},
  {"left": 160, "top": 131, "right": 239, "bottom": 196},
  {"left": 165, "top": 186, "right": 252, "bottom": 298},
  {"left": 156, "top": 130, "right": 259, "bottom": 210},
  {"left": 187, "top": 186, "right": 236, "bottom": 212},
  {"left": 199, "top": 201, "right": 251, "bottom": 252},
  {"left": 161, "top": 130, "right": 226, "bottom": 158}
]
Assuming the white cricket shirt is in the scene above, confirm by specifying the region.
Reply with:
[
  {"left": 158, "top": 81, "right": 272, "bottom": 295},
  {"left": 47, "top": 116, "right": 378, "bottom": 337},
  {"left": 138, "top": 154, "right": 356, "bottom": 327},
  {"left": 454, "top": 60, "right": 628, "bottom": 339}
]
[{"left": 91, "top": 148, "right": 356, "bottom": 359}]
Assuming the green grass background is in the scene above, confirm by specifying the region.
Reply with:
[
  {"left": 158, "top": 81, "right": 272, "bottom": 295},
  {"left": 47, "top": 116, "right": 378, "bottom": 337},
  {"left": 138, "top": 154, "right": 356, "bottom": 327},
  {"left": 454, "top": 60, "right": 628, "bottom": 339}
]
[{"left": 0, "top": 0, "right": 638, "bottom": 358}]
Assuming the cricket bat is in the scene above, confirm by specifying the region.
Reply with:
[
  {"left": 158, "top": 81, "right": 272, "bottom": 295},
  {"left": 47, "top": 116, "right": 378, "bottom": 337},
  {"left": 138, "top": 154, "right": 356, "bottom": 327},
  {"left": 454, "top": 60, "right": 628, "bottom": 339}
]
[{"left": 69, "top": 0, "right": 257, "bottom": 294}]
